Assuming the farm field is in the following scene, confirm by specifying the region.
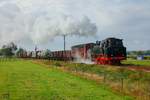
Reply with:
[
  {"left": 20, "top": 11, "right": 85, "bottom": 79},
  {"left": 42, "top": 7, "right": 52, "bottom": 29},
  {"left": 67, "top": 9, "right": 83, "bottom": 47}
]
[
  {"left": 0, "top": 60, "right": 133, "bottom": 100},
  {"left": 122, "top": 59, "right": 150, "bottom": 67}
]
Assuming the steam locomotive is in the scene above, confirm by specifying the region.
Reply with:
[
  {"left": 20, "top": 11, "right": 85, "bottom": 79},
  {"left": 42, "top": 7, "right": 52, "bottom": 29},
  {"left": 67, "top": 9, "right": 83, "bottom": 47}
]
[{"left": 18, "top": 37, "right": 126, "bottom": 65}]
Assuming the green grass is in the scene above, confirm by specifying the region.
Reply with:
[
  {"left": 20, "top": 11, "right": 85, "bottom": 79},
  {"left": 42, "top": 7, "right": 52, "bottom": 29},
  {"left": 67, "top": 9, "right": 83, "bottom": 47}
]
[
  {"left": 42, "top": 60, "right": 150, "bottom": 100},
  {"left": 122, "top": 59, "right": 150, "bottom": 66},
  {"left": 0, "top": 60, "right": 133, "bottom": 100}
]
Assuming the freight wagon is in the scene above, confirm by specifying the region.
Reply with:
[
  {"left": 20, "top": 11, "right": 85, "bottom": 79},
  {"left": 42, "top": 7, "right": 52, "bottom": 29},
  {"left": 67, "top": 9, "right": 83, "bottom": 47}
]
[{"left": 49, "top": 50, "right": 73, "bottom": 61}]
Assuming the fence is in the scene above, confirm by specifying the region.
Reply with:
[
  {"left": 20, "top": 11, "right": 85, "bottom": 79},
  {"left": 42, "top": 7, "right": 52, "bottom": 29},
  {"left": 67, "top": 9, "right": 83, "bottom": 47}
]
[{"left": 0, "top": 57, "right": 18, "bottom": 62}]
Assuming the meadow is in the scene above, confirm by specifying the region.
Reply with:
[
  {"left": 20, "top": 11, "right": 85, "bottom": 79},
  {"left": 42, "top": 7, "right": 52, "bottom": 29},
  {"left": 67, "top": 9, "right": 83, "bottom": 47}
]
[
  {"left": 0, "top": 59, "right": 133, "bottom": 100},
  {"left": 40, "top": 60, "right": 150, "bottom": 100},
  {"left": 122, "top": 59, "right": 150, "bottom": 67}
]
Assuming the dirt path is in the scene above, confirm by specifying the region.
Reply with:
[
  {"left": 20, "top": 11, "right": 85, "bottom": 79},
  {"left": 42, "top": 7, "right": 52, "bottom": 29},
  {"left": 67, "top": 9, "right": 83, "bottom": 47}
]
[
  {"left": 128, "top": 67, "right": 150, "bottom": 72},
  {"left": 122, "top": 65, "right": 150, "bottom": 73}
]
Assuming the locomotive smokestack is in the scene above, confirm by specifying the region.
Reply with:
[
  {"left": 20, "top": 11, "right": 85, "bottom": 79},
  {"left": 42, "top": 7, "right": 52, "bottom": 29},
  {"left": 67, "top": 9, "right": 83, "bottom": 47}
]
[
  {"left": 63, "top": 35, "right": 66, "bottom": 61},
  {"left": 64, "top": 35, "right": 66, "bottom": 51}
]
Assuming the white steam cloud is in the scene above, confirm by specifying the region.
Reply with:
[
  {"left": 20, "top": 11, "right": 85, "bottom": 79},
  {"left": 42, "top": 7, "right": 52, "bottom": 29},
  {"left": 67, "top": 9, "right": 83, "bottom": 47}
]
[
  {"left": 0, "top": 1, "right": 97, "bottom": 46},
  {"left": 74, "top": 51, "right": 94, "bottom": 64},
  {"left": 31, "top": 15, "right": 97, "bottom": 44}
]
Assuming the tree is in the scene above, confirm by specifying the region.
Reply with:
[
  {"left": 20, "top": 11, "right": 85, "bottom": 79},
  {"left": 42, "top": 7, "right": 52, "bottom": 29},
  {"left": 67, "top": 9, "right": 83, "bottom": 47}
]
[
  {"left": 16, "top": 48, "right": 26, "bottom": 57},
  {"left": 1, "top": 42, "right": 17, "bottom": 57},
  {"left": 0, "top": 49, "right": 2, "bottom": 56},
  {"left": 44, "top": 49, "right": 51, "bottom": 59}
]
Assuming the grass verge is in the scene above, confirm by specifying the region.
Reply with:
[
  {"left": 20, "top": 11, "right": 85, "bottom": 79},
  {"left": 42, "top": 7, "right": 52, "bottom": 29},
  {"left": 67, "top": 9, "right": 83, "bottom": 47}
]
[{"left": 0, "top": 60, "right": 133, "bottom": 100}]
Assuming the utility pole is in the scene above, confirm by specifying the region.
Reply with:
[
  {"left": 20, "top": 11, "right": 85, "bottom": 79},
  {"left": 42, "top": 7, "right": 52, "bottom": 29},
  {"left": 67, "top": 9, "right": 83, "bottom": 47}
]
[
  {"left": 63, "top": 35, "right": 66, "bottom": 61},
  {"left": 35, "top": 46, "right": 38, "bottom": 59},
  {"left": 64, "top": 35, "right": 66, "bottom": 51}
]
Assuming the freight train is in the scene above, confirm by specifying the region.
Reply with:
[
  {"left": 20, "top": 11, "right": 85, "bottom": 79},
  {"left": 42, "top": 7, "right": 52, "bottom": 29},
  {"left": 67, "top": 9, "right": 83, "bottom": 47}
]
[{"left": 18, "top": 37, "right": 126, "bottom": 65}]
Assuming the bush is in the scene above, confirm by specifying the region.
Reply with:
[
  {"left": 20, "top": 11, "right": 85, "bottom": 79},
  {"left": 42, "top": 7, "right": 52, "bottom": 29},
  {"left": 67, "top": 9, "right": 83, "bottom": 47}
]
[
  {"left": 54, "top": 62, "right": 62, "bottom": 67},
  {"left": 144, "top": 56, "right": 150, "bottom": 60}
]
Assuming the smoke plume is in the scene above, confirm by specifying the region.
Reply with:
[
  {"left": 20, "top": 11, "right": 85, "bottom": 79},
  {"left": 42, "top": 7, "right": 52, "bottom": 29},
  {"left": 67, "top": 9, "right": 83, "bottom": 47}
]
[
  {"left": 31, "top": 15, "right": 97, "bottom": 44},
  {"left": 0, "top": 2, "right": 97, "bottom": 46}
]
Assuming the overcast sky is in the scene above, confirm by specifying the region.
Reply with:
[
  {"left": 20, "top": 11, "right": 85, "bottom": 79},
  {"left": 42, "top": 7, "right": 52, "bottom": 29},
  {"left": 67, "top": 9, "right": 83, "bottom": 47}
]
[{"left": 0, "top": 0, "right": 150, "bottom": 51}]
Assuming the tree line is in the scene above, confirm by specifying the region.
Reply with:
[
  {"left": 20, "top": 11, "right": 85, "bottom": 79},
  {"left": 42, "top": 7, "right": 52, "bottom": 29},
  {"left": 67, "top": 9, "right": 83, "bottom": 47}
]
[
  {"left": 0, "top": 42, "right": 18, "bottom": 57},
  {"left": 0, "top": 42, "right": 51, "bottom": 58},
  {"left": 0, "top": 42, "right": 29, "bottom": 58},
  {"left": 127, "top": 50, "right": 150, "bottom": 56}
]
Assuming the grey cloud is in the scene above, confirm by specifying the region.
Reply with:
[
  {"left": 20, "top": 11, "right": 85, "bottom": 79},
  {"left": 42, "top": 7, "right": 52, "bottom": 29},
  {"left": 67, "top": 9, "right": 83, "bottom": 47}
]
[{"left": 0, "top": 0, "right": 149, "bottom": 50}]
